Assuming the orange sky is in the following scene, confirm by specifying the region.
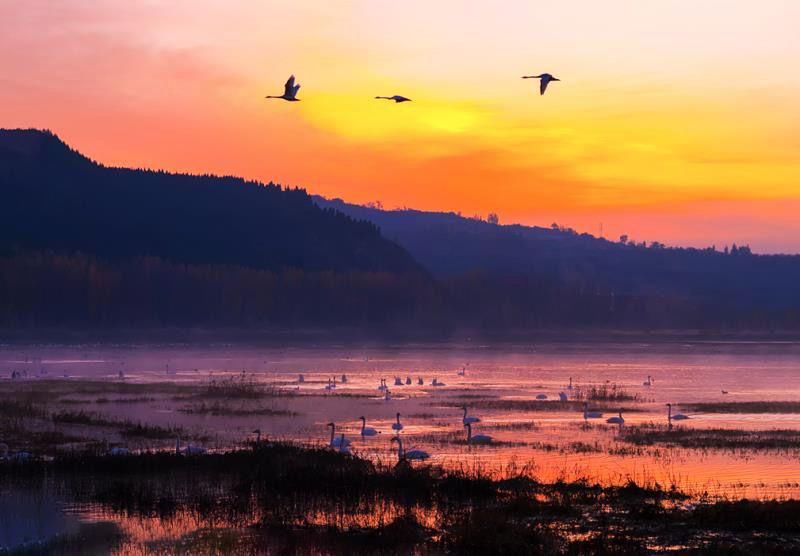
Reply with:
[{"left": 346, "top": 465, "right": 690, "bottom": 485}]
[{"left": 1, "top": 1, "right": 799, "bottom": 252}]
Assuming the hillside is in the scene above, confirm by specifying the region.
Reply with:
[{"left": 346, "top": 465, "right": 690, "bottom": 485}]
[
  {"left": 0, "top": 129, "right": 421, "bottom": 274},
  {"left": 314, "top": 197, "right": 800, "bottom": 312}
]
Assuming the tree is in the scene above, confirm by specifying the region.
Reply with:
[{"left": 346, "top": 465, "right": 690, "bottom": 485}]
[
  {"left": 487, "top": 213, "right": 500, "bottom": 225},
  {"left": 619, "top": 234, "right": 628, "bottom": 245}
]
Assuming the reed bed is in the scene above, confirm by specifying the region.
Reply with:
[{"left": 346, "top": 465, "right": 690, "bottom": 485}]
[{"left": 4, "top": 442, "right": 799, "bottom": 554}]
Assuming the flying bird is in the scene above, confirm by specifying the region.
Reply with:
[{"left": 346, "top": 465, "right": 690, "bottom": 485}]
[
  {"left": 266, "top": 75, "right": 301, "bottom": 101},
  {"left": 521, "top": 73, "right": 560, "bottom": 95},
  {"left": 375, "top": 95, "right": 411, "bottom": 103}
]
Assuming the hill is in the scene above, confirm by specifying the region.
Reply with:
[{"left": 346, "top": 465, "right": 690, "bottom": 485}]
[
  {"left": 0, "top": 129, "right": 421, "bottom": 274},
  {"left": 314, "top": 197, "right": 800, "bottom": 314}
]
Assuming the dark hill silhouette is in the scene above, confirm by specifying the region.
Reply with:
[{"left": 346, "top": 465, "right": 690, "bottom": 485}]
[
  {"left": 0, "top": 129, "right": 421, "bottom": 274},
  {"left": 314, "top": 197, "right": 800, "bottom": 311}
]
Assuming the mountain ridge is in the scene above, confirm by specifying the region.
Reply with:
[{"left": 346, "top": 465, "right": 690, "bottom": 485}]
[{"left": 0, "top": 129, "right": 423, "bottom": 275}]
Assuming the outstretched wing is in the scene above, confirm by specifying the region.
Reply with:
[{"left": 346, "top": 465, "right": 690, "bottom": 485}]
[
  {"left": 284, "top": 75, "right": 296, "bottom": 97},
  {"left": 540, "top": 77, "right": 549, "bottom": 95},
  {"left": 292, "top": 83, "right": 301, "bottom": 96}
]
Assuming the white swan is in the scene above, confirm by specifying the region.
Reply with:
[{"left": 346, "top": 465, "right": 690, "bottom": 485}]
[
  {"left": 462, "top": 406, "right": 481, "bottom": 425},
  {"left": 327, "top": 422, "right": 352, "bottom": 448},
  {"left": 417, "top": 377, "right": 424, "bottom": 385},
  {"left": 375, "top": 95, "right": 411, "bottom": 103},
  {"left": 521, "top": 73, "right": 560, "bottom": 95},
  {"left": 567, "top": 377, "right": 573, "bottom": 390},
  {"left": 378, "top": 378, "right": 387, "bottom": 391},
  {"left": 104, "top": 439, "right": 130, "bottom": 456},
  {"left": 606, "top": 410, "right": 625, "bottom": 425},
  {"left": 465, "top": 422, "right": 492, "bottom": 445},
  {"left": 359, "top": 416, "right": 379, "bottom": 437},
  {"left": 341, "top": 374, "right": 348, "bottom": 384},
  {"left": 559, "top": 392, "right": 568, "bottom": 402},
  {"left": 176, "top": 437, "right": 206, "bottom": 455},
  {"left": 391, "top": 412, "right": 404, "bottom": 432},
  {"left": 392, "top": 436, "right": 429, "bottom": 462},
  {"left": 643, "top": 376, "right": 653, "bottom": 386},
  {"left": 298, "top": 374, "right": 305, "bottom": 383},
  {"left": 337, "top": 434, "right": 351, "bottom": 454},
  {"left": 266, "top": 75, "right": 301, "bottom": 101},
  {"left": 394, "top": 377, "right": 403, "bottom": 386},
  {"left": 667, "top": 403, "right": 689, "bottom": 424},
  {"left": 406, "top": 376, "right": 412, "bottom": 385},
  {"left": 583, "top": 402, "right": 603, "bottom": 420},
  {"left": 536, "top": 394, "right": 548, "bottom": 400}
]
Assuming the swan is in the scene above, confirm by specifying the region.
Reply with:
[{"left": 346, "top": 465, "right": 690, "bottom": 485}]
[
  {"left": 536, "top": 394, "right": 548, "bottom": 400},
  {"left": 667, "top": 403, "right": 690, "bottom": 423},
  {"left": 298, "top": 374, "right": 305, "bottom": 383},
  {"left": 359, "top": 416, "right": 379, "bottom": 437},
  {"left": 431, "top": 378, "right": 445, "bottom": 387},
  {"left": 567, "top": 377, "right": 573, "bottom": 390},
  {"left": 378, "top": 378, "right": 387, "bottom": 391},
  {"left": 464, "top": 423, "right": 492, "bottom": 445},
  {"left": 391, "top": 413, "right": 404, "bottom": 432},
  {"left": 582, "top": 402, "right": 603, "bottom": 420},
  {"left": 341, "top": 374, "right": 348, "bottom": 384},
  {"left": 394, "top": 377, "right": 403, "bottom": 386},
  {"left": 337, "top": 434, "right": 351, "bottom": 454},
  {"left": 392, "top": 436, "right": 429, "bottom": 462},
  {"left": 175, "top": 437, "right": 206, "bottom": 455},
  {"left": 559, "top": 392, "right": 568, "bottom": 402},
  {"left": 104, "top": 439, "right": 130, "bottom": 456},
  {"left": 375, "top": 95, "right": 411, "bottom": 103},
  {"left": 606, "top": 410, "right": 625, "bottom": 425},
  {"left": 457, "top": 366, "right": 466, "bottom": 376},
  {"left": 643, "top": 376, "right": 653, "bottom": 386},
  {"left": 406, "top": 376, "right": 412, "bottom": 385},
  {"left": 327, "top": 423, "right": 352, "bottom": 448},
  {"left": 10, "top": 451, "right": 32, "bottom": 462},
  {"left": 721, "top": 389, "right": 729, "bottom": 395},
  {"left": 462, "top": 406, "right": 481, "bottom": 425},
  {"left": 266, "top": 75, "right": 301, "bottom": 101},
  {"left": 252, "top": 429, "right": 262, "bottom": 443},
  {"left": 521, "top": 73, "right": 560, "bottom": 95},
  {"left": 417, "top": 377, "right": 424, "bottom": 385}
]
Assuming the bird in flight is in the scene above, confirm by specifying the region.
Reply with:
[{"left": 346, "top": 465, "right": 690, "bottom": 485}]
[
  {"left": 521, "top": 73, "right": 560, "bottom": 95},
  {"left": 375, "top": 95, "right": 412, "bottom": 103},
  {"left": 266, "top": 75, "right": 301, "bottom": 101}
]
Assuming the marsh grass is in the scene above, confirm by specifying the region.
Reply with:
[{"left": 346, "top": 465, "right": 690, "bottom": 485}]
[
  {"left": 686, "top": 401, "right": 800, "bottom": 414},
  {"left": 4, "top": 443, "right": 800, "bottom": 553},
  {"left": 437, "top": 399, "right": 644, "bottom": 413},
  {"left": 51, "top": 410, "right": 192, "bottom": 440},
  {"left": 621, "top": 425, "right": 800, "bottom": 450},
  {"left": 179, "top": 401, "right": 297, "bottom": 417},
  {"left": 573, "top": 383, "right": 642, "bottom": 402}
]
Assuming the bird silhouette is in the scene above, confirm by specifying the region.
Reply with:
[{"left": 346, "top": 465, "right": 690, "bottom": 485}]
[
  {"left": 375, "top": 95, "right": 411, "bottom": 103},
  {"left": 266, "top": 75, "right": 301, "bottom": 101},
  {"left": 521, "top": 73, "right": 560, "bottom": 95}
]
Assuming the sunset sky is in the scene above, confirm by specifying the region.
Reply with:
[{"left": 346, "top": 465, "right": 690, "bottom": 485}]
[{"left": 2, "top": 1, "right": 799, "bottom": 252}]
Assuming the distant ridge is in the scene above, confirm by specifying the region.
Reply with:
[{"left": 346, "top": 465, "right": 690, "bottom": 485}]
[
  {"left": 314, "top": 196, "right": 800, "bottom": 311},
  {"left": 0, "top": 129, "right": 422, "bottom": 274}
]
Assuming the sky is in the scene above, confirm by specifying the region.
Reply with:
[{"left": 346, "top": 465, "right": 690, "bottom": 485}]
[{"left": 1, "top": 1, "right": 799, "bottom": 252}]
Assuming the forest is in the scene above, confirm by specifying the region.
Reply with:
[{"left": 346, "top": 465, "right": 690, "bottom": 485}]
[{"left": 2, "top": 129, "right": 800, "bottom": 333}]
